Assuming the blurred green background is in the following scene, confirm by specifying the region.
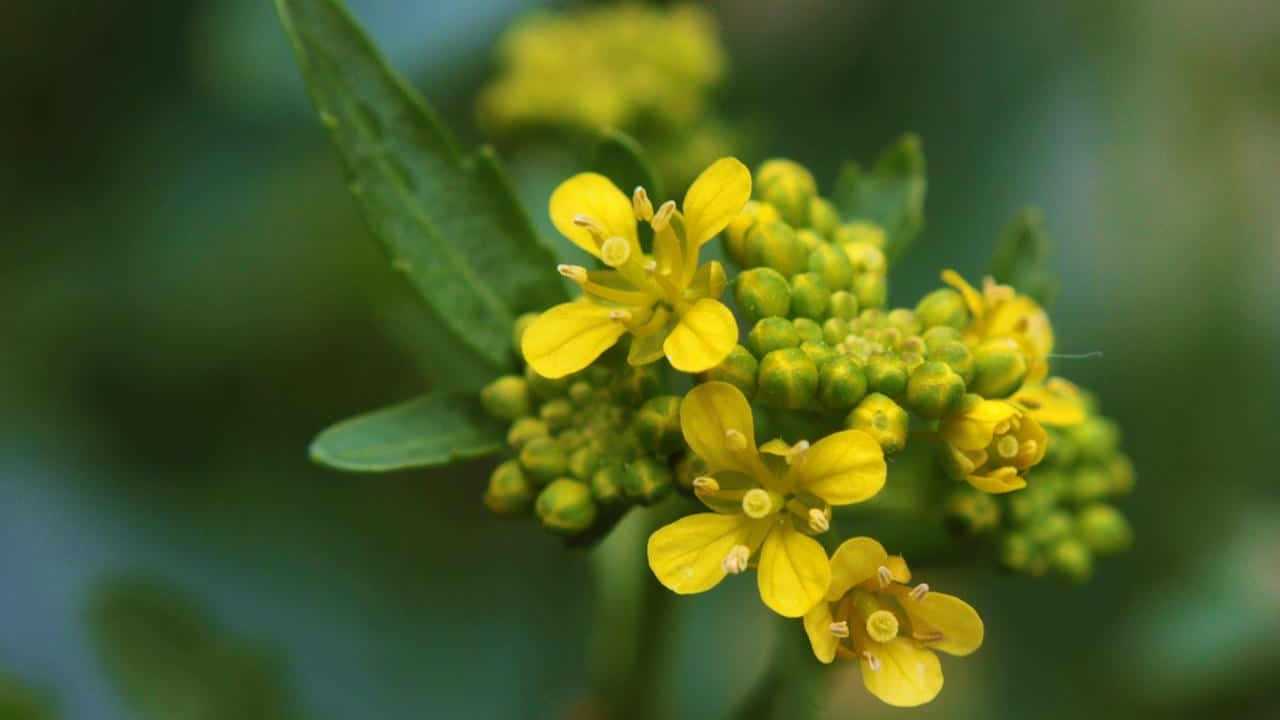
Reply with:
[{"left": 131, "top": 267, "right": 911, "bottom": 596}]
[{"left": 2, "top": 1, "right": 1277, "bottom": 718}]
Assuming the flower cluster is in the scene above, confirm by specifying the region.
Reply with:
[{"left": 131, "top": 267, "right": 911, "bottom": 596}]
[{"left": 474, "top": 154, "right": 1129, "bottom": 706}]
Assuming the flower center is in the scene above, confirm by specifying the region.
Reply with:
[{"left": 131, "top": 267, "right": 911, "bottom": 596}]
[
  {"left": 600, "top": 236, "right": 631, "bottom": 267},
  {"left": 741, "top": 488, "right": 775, "bottom": 519},
  {"left": 865, "top": 610, "right": 900, "bottom": 643}
]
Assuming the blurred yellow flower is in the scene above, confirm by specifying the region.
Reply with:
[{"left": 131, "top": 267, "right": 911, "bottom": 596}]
[
  {"left": 940, "top": 395, "right": 1047, "bottom": 494},
  {"left": 647, "top": 382, "right": 886, "bottom": 617},
  {"left": 942, "top": 269, "right": 1054, "bottom": 384},
  {"left": 803, "top": 537, "right": 983, "bottom": 707},
  {"left": 522, "top": 158, "right": 750, "bottom": 377},
  {"left": 1009, "top": 375, "right": 1087, "bottom": 427}
]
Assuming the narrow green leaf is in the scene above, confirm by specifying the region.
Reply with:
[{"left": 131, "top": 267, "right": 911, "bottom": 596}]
[
  {"left": 276, "top": 0, "right": 566, "bottom": 374},
  {"left": 989, "top": 207, "right": 1059, "bottom": 306},
  {"left": 310, "top": 393, "right": 504, "bottom": 472},
  {"left": 592, "top": 130, "right": 664, "bottom": 202},
  {"left": 832, "top": 134, "right": 927, "bottom": 264}
]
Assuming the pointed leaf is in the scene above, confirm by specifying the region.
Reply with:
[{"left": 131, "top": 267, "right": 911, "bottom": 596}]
[
  {"left": 832, "top": 134, "right": 927, "bottom": 264},
  {"left": 990, "top": 207, "right": 1059, "bottom": 306}
]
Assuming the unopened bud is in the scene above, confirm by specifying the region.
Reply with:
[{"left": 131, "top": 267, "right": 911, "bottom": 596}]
[
  {"left": 568, "top": 445, "right": 600, "bottom": 481},
  {"left": 819, "top": 356, "right": 869, "bottom": 410},
  {"left": 506, "top": 417, "right": 549, "bottom": 450},
  {"left": 525, "top": 364, "right": 569, "bottom": 400},
  {"left": 906, "top": 361, "right": 966, "bottom": 419},
  {"left": 519, "top": 436, "right": 568, "bottom": 482},
  {"left": 589, "top": 464, "right": 628, "bottom": 505},
  {"left": 808, "top": 196, "right": 841, "bottom": 236},
  {"left": 747, "top": 221, "right": 809, "bottom": 277},
  {"left": 484, "top": 460, "right": 534, "bottom": 515},
  {"left": 480, "top": 375, "right": 532, "bottom": 421},
  {"left": 755, "top": 159, "right": 817, "bottom": 226},
  {"left": 613, "top": 364, "right": 661, "bottom": 404},
  {"left": 1028, "top": 510, "right": 1074, "bottom": 546},
  {"left": 789, "top": 272, "right": 831, "bottom": 319},
  {"left": 757, "top": 348, "right": 819, "bottom": 410},
  {"left": 535, "top": 478, "right": 598, "bottom": 535},
  {"left": 735, "top": 268, "right": 792, "bottom": 324},
  {"left": 1072, "top": 417, "right": 1120, "bottom": 464},
  {"left": 725, "top": 201, "right": 780, "bottom": 267},
  {"left": 921, "top": 326, "right": 963, "bottom": 354},
  {"left": 622, "top": 457, "right": 673, "bottom": 505},
  {"left": 915, "top": 288, "right": 970, "bottom": 330},
  {"left": 1070, "top": 468, "right": 1112, "bottom": 504},
  {"left": 634, "top": 395, "right": 683, "bottom": 456},
  {"left": 793, "top": 318, "right": 823, "bottom": 344},
  {"left": 928, "top": 340, "right": 976, "bottom": 384},
  {"left": 828, "top": 291, "right": 859, "bottom": 321},
  {"left": 846, "top": 393, "right": 910, "bottom": 454},
  {"left": 568, "top": 380, "right": 594, "bottom": 406},
  {"left": 944, "top": 488, "right": 1001, "bottom": 535},
  {"left": 748, "top": 317, "right": 801, "bottom": 358},
  {"left": 1049, "top": 538, "right": 1094, "bottom": 583},
  {"left": 1076, "top": 503, "right": 1133, "bottom": 555},
  {"left": 701, "top": 345, "right": 759, "bottom": 398},
  {"left": 851, "top": 273, "right": 887, "bottom": 310},
  {"left": 1000, "top": 532, "right": 1035, "bottom": 572},
  {"left": 834, "top": 222, "right": 886, "bottom": 251},
  {"left": 800, "top": 341, "right": 837, "bottom": 369},
  {"left": 1108, "top": 455, "right": 1136, "bottom": 495},
  {"left": 865, "top": 354, "right": 908, "bottom": 398},
  {"left": 970, "top": 338, "right": 1029, "bottom": 398},
  {"left": 795, "top": 228, "right": 824, "bottom": 253},
  {"left": 539, "top": 398, "right": 574, "bottom": 431}
]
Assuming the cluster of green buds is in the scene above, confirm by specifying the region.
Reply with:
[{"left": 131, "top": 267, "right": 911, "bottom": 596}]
[
  {"left": 946, "top": 391, "right": 1135, "bottom": 582},
  {"left": 479, "top": 314, "right": 684, "bottom": 537}
]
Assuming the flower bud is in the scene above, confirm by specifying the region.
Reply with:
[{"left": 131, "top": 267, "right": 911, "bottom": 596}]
[
  {"left": 1076, "top": 503, "right": 1133, "bottom": 555},
  {"left": 793, "top": 318, "right": 823, "bottom": 344},
  {"left": 623, "top": 457, "right": 674, "bottom": 505},
  {"left": 613, "top": 364, "right": 662, "bottom": 405},
  {"left": 1000, "top": 532, "right": 1035, "bottom": 572},
  {"left": 886, "top": 309, "right": 921, "bottom": 337},
  {"left": 819, "top": 356, "right": 869, "bottom": 410},
  {"left": 795, "top": 229, "right": 824, "bottom": 253},
  {"left": 914, "top": 288, "right": 970, "bottom": 330},
  {"left": 944, "top": 489, "right": 1001, "bottom": 535},
  {"left": 568, "top": 445, "right": 600, "bottom": 481},
  {"left": 590, "top": 464, "right": 629, "bottom": 505},
  {"left": 833, "top": 222, "right": 886, "bottom": 250},
  {"left": 535, "top": 478, "right": 598, "bottom": 534},
  {"left": 906, "top": 361, "right": 966, "bottom": 419},
  {"left": 800, "top": 341, "right": 837, "bottom": 369},
  {"left": 539, "top": 398, "right": 574, "bottom": 431},
  {"left": 506, "top": 417, "right": 549, "bottom": 450},
  {"left": 568, "top": 380, "right": 594, "bottom": 406},
  {"left": 584, "top": 365, "right": 613, "bottom": 388},
  {"left": 1049, "top": 538, "right": 1093, "bottom": 583},
  {"left": 828, "top": 291, "right": 859, "bottom": 321},
  {"left": 702, "top": 345, "right": 758, "bottom": 398},
  {"left": 921, "top": 326, "right": 963, "bottom": 353},
  {"left": 864, "top": 354, "right": 908, "bottom": 398},
  {"left": 757, "top": 348, "right": 819, "bottom": 409},
  {"left": 1107, "top": 455, "right": 1136, "bottom": 495},
  {"left": 519, "top": 436, "right": 568, "bottom": 482},
  {"left": 735, "top": 268, "right": 791, "bottom": 325},
  {"left": 808, "top": 196, "right": 841, "bottom": 237},
  {"left": 480, "top": 375, "right": 531, "bottom": 421},
  {"left": 484, "top": 460, "right": 534, "bottom": 515},
  {"left": 789, "top": 273, "right": 831, "bottom": 319},
  {"left": 806, "top": 243, "right": 853, "bottom": 292},
  {"left": 725, "top": 201, "right": 781, "bottom": 266},
  {"left": 634, "top": 395, "right": 683, "bottom": 456},
  {"left": 1070, "top": 468, "right": 1111, "bottom": 504},
  {"left": 845, "top": 393, "right": 909, "bottom": 453},
  {"left": 1028, "top": 510, "right": 1073, "bottom": 546},
  {"left": 512, "top": 312, "right": 539, "bottom": 353},
  {"left": 970, "top": 338, "right": 1028, "bottom": 398},
  {"left": 851, "top": 273, "right": 887, "bottom": 310},
  {"left": 747, "top": 221, "right": 809, "bottom": 277},
  {"left": 822, "top": 317, "right": 850, "bottom": 345},
  {"left": 525, "top": 364, "right": 569, "bottom": 400},
  {"left": 1072, "top": 417, "right": 1120, "bottom": 464},
  {"left": 755, "top": 159, "right": 817, "bottom": 226},
  {"left": 928, "top": 340, "right": 975, "bottom": 384},
  {"left": 557, "top": 428, "right": 586, "bottom": 452},
  {"left": 748, "top": 317, "right": 801, "bottom": 358}
]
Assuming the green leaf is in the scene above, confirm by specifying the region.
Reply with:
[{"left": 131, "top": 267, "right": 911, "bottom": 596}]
[
  {"left": 989, "top": 207, "right": 1059, "bottom": 306},
  {"left": 0, "top": 674, "right": 56, "bottom": 720},
  {"left": 310, "top": 393, "right": 504, "bottom": 472},
  {"left": 592, "top": 130, "right": 664, "bottom": 203},
  {"left": 275, "top": 0, "right": 566, "bottom": 377},
  {"left": 831, "top": 133, "right": 927, "bottom": 264}
]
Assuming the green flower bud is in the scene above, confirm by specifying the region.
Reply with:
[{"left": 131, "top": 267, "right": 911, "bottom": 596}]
[
  {"left": 590, "top": 464, "right": 628, "bottom": 505},
  {"left": 819, "top": 356, "right": 869, "bottom": 410},
  {"left": 525, "top": 364, "right": 569, "bottom": 400},
  {"left": 557, "top": 428, "right": 586, "bottom": 453},
  {"left": 1006, "top": 490, "right": 1041, "bottom": 526},
  {"left": 1070, "top": 468, "right": 1111, "bottom": 504},
  {"left": 506, "top": 417, "right": 549, "bottom": 450},
  {"left": 585, "top": 365, "right": 613, "bottom": 387},
  {"left": 828, "top": 291, "right": 859, "bottom": 320},
  {"left": 944, "top": 489, "right": 1002, "bottom": 535},
  {"left": 822, "top": 317, "right": 850, "bottom": 345},
  {"left": 513, "top": 312, "right": 539, "bottom": 353},
  {"left": 1076, "top": 503, "right": 1133, "bottom": 555},
  {"left": 746, "top": 221, "right": 808, "bottom": 277},
  {"left": 735, "top": 268, "right": 791, "bottom": 325},
  {"left": 914, "top": 288, "right": 970, "bottom": 330},
  {"left": 793, "top": 318, "right": 823, "bottom": 344},
  {"left": 845, "top": 393, "right": 909, "bottom": 453},
  {"left": 568, "top": 445, "right": 601, "bottom": 481},
  {"left": 1044, "top": 429, "right": 1079, "bottom": 467},
  {"left": 725, "top": 201, "right": 781, "bottom": 267},
  {"left": 623, "top": 457, "right": 673, "bottom": 505},
  {"left": 800, "top": 341, "right": 837, "bottom": 369},
  {"left": 851, "top": 273, "right": 887, "bottom": 310},
  {"left": 568, "top": 380, "right": 594, "bottom": 406},
  {"left": 756, "top": 348, "right": 819, "bottom": 409},
  {"left": 519, "top": 436, "right": 567, "bottom": 482},
  {"left": 906, "top": 361, "right": 966, "bottom": 419},
  {"left": 864, "top": 354, "right": 908, "bottom": 398},
  {"left": 614, "top": 364, "right": 662, "bottom": 405},
  {"left": 484, "top": 461, "right": 534, "bottom": 515},
  {"left": 634, "top": 395, "right": 683, "bottom": 456},
  {"left": 970, "top": 338, "right": 1028, "bottom": 398},
  {"left": 842, "top": 240, "right": 887, "bottom": 274},
  {"left": 480, "top": 375, "right": 531, "bottom": 421},
  {"left": 1000, "top": 532, "right": 1035, "bottom": 572},
  {"left": 1049, "top": 538, "right": 1094, "bottom": 583},
  {"left": 1107, "top": 455, "right": 1136, "bottom": 495},
  {"left": 808, "top": 196, "right": 841, "bottom": 236},
  {"left": 789, "top": 273, "right": 831, "bottom": 319},
  {"left": 1028, "top": 510, "right": 1074, "bottom": 546},
  {"left": 1072, "top": 417, "right": 1120, "bottom": 464},
  {"left": 539, "top": 398, "right": 574, "bottom": 431},
  {"left": 755, "top": 159, "right": 817, "bottom": 226},
  {"left": 536, "top": 478, "right": 598, "bottom": 534},
  {"left": 928, "top": 340, "right": 975, "bottom": 384},
  {"left": 702, "top": 345, "right": 758, "bottom": 398},
  {"left": 748, "top": 316, "right": 801, "bottom": 358},
  {"left": 833, "top": 222, "right": 886, "bottom": 250},
  {"left": 921, "top": 326, "right": 963, "bottom": 353},
  {"left": 886, "top": 309, "right": 921, "bottom": 337},
  {"left": 795, "top": 229, "right": 824, "bottom": 253},
  {"left": 806, "top": 243, "right": 853, "bottom": 292}
]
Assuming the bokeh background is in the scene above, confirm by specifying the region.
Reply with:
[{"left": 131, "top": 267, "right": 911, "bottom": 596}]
[{"left": 2, "top": 1, "right": 1277, "bottom": 718}]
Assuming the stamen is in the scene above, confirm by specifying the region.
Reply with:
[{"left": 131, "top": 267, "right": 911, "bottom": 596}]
[
  {"left": 865, "top": 610, "right": 900, "bottom": 643},
  {"left": 643, "top": 259, "right": 658, "bottom": 272},
  {"left": 556, "top": 264, "right": 588, "bottom": 284},
  {"left": 572, "top": 214, "right": 607, "bottom": 240},
  {"left": 608, "top": 309, "right": 633, "bottom": 322},
  {"left": 786, "top": 440, "right": 811, "bottom": 465},
  {"left": 996, "top": 435, "right": 1020, "bottom": 459},
  {"left": 692, "top": 476, "right": 720, "bottom": 495},
  {"left": 722, "top": 544, "right": 751, "bottom": 575},
  {"left": 829, "top": 621, "right": 850, "bottom": 638},
  {"left": 650, "top": 200, "right": 676, "bottom": 232},
  {"left": 724, "top": 429, "right": 748, "bottom": 451},
  {"left": 913, "top": 630, "right": 945, "bottom": 643},
  {"left": 994, "top": 420, "right": 1011, "bottom": 435},
  {"left": 807, "top": 508, "right": 830, "bottom": 533},
  {"left": 742, "top": 489, "right": 774, "bottom": 519},
  {"left": 632, "top": 187, "right": 654, "bottom": 221},
  {"left": 909, "top": 583, "right": 930, "bottom": 601},
  {"left": 600, "top": 236, "right": 632, "bottom": 267},
  {"left": 862, "top": 651, "right": 882, "bottom": 672},
  {"left": 876, "top": 566, "right": 893, "bottom": 588}
]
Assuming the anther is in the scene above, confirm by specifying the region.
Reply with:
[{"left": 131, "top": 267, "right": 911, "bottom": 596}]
[
  {"left": 692, "top": 476, "right": 720, "bottom": 495},
  {"left": 913, "top": 630, "right": 945, "bottom": 643},
  {"left": 786, "top": 440, "right": 811, "bottom": 465},
  {"left": 608, "top": 309, "right": 633, "bottom": 322},
  {"left": 722, "top": 544, "right": 751, "bottom": 575},
  {"left": 862, "top": 651, "right": 882, "bottom": 672},
  {"left": 909, "top": 583, "right": 930, "bottom": 601},
  {"left": 556, "top": 264, "right": 588, "bottom": 283},
  {"left": 829, "top": 621, "right": 850, "bottom": 638},
  {"left": 600, "top": 236, "right": 632, "bottom": 267},
  {"left": 643, "top": 259, "right": 658, "bottom": 272},
  {"left": 572, "top": 214, "right": 607, "bottom": 239},
  {"left": 724, "top": 429, "right": 748, "bottom": 451},
  {"left": 742, "top": 489, "right": 774, "bottom": 519},
  {"left": 807, "top": 508, "right": 830, "bottom": 533},
  {"left": 650, "top": 200, "right": 676, "bottom": 232},
  {"left": 994, "top": 420, "right": 1011, "bottom": 435},
  {"left": 876, "top": 566, "right": 893, "bottom": 588},
  {"left": 632, "top": 187, "right": 654, "bottom": 221}
]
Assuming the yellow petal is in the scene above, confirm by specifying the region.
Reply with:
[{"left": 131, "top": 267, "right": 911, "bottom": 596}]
[
  {"left": 1011, "top": 381, "right": 1086, "bottom": 427},
  {"left": 521, "top": 301, "right": 627, "bottom": 378},
  {"left": 788, "top": 430, "right": 886, "bottom": 506},
  {"left": 647, "top": 513, "right": 752, "bottom": 595},
  {"left": 966, "top": 467, "right": 1026, "bottom": 494},
  {"left": 941, "top": 399, "right": 1019, "bottom": 452},
  {"left": 664, "top": 298, "right": 738, "bottom": 373},
  {"left": 652, "top": 225, "right": 684, "bottom": 277},
  {"left": 827, "top": 537, "right": 888, "bottom": 601},
  {"left": 550, "top": 172, "right": 637, "bottom": 257},
  {"left": 688, "top": 260, "right": 728, "bottom": 300},
  {"left": 860, "top": 638, "right": 943, "bottom": 707},
  {"left": 757, "top": 524, "right": 831, "bottom": 617},
  {"left": 683, "top": 157, "right": 752, "bottom": 249},
  {"left": 759, "top": 439, "right": 794, "bottom": 457},
  {"left": 941, "top": 269, "right": 984, "bottom": 318},
  {"left": 627, "top": 308, "right": 674, "bottom": 366},
  {"left": 901, "top": 591, "right": 984, "bottom": 657},
  {"left": 803, "top": 602, "right": 839, "bottom": 664},
  {"left": 679, "top": 381, "right": 764, "bottom": 477}
]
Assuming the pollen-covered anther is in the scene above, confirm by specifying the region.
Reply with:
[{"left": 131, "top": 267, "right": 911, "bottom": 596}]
[
  {"left": 862, "top": 651, "right": 882, "bottom": 672},
  {"left": 642, "top": 259, "right": 658, "bottom": 272},
  {"left": 650, "top": 200, "right": 676, "bottom": 232},
  {"left": 829, "top": 621, "right": 851, "bottom": 638},
  {"left": 742, "top": 489, "right": 774, "bottom": 519},
  {"left": 572, "top": 213, "right": 607, "bottom": 239},
  {"left": 876, "top": 565, "right": 893, "bottom": 588},
  {"left": 784, "top": 440, "right": 811, "bottom": 466},
  {"left": 556, "top": 264, "right": 588, "bottom": 283},
  {"left": 608, "top": 309, "right": 633, "bottom": 322},
  {"left": 807, "top": 508, "right": 830, "bottom": 533},
  {"left": 722, "top": 544, "right": 751, "bottom": 575},
  {"left": 632, "top": 186, "right": 654, "bottom": 221},
  {"left": 909, "top": 583, "right": 930, "bottom": 601},
  {"left": 692, "top": 475, "right": 720, "bottom": 495},
  {"left": 600, "top": 236, "right": 632, "bottom": 267},
  {"left": 724, "top": 428, "right": 748, "bottom": 450},
  {"left": 865, "top": 610, "right": 900, "bottom": 643}
]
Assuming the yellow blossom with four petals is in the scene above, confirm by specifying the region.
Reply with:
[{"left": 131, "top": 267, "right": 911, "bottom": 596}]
[
  {"left": 939, "top": 395, "right": 1047, "bottom": 494},
  {"left": 647, "top": 382, "right": 887, "bottom": 617}
]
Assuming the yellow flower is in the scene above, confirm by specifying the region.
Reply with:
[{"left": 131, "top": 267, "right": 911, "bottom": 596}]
[
  {"left": 522, "top": 158, "right": 750, "bottom": 378},
  {"left": 647, "top": 382, "right": 886, "bottom": 617},
  {"left": 939, "top": 395, "right": 1047, "bottom": 494},
  {"left": 803, "top": 537, "right": 984, "bottom": 707},
  {"left": 1009, "top": 375, "right": 1087, "bottom": 427},
  {"left": 941, "top": 270, "right": 1053, "bottom": 384}
]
